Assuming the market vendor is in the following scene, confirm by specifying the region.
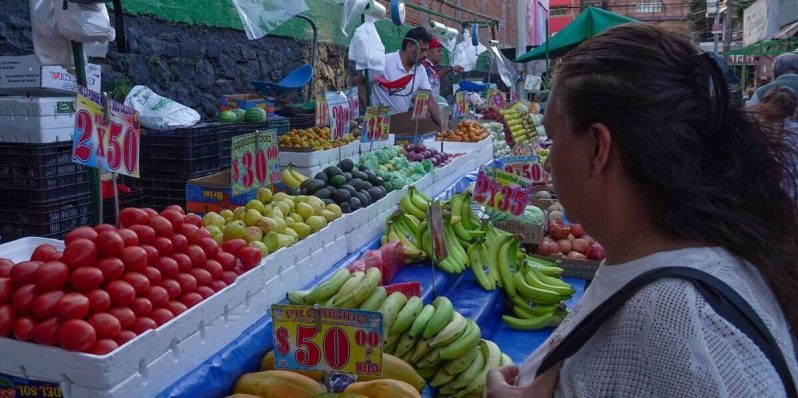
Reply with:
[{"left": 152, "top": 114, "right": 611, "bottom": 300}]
[
  {"left": 421, "top": 37, "right": 464, "bottom": 98},
  {"left": 485, "top": 23, "right": 798, "bottom": 397},
  {"left": 356, "top": 27, "right": 446, "bottom": 131}
]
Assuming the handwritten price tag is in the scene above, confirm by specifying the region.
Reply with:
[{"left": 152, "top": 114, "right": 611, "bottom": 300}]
[
  {"left": 72, "top": 86, "right": 141, "bottom": 177},
  {"left": 412, "top": 89, "right": 431, "bottom": 120},
  {"left": 348, "top": 87, "right": 360, "bottom": 120},
  {"left": 231, "top": 129, "right": 279, "bottom": 195},
  {"left": 272, "top": 305, "right": 383, "bottom": 375},
  {"left": 453, "top": 91, "right": 467, "bottom": 118},
  {"left": 510, "top": 90, "right": 518, "bottom": 104},
  {"left": 473, "top": 167, "right": 532, "bottom": 218},
  {"left": 497, "top": 155, "right": 550, "bottom": 183},
  {"left": 326, "top": 91, "right": 351, "bottom": 142},
  {"left": 487, "top": 88, "right": 506, "bottom": 110},
  {"left": 362, "top": 106, "right": 390, "bottom": 143},
  {"left": 315, "top": 96, "right": 329, "bottom": 128}
]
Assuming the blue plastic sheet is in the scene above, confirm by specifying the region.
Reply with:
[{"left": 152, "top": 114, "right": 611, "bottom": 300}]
[{"left": 157, "top": 171, "right": 586, "bottom": 398}]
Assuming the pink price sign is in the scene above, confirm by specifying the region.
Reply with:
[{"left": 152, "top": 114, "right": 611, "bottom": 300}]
[
  {"left": 361, "top": 106, "right": 390, "bottom": 142},
  {"left": 326, "top": 91, "right": 351, "bottom": 142},
  {"left": 473, "top": 167, "right": 532, "bottom": 218},
  {"left": 500, "top": 155, "right": 550, "bottom": 183},
  {"left": 412, "top": 89, "right": 431, "bottom": 120}
]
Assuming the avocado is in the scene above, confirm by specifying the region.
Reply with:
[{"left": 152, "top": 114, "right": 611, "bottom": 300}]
[
  {"left": 340, "top": 201, "right": 352, "bottom": 214},
  {"left": 314, "top": 172, "right": 328, "bottom": 183},
  {"left": 348, "top": 178, "right": 364, "bottom": 191},
  {"left": 360, "top": 181, "right": 373, "bottom": 190},
  {"left": 314, "top": 188, "right": 332, "bottom": 200},
  {"left": 301, "top": 179, "right": 326, "bottom": 195},
  {"left": 341, "top": 184, "right": 357, "bottom": 196},
  {"left": 323, "top": 198, "right": 335, "bottom": 206},
  {"left": 373, "top": 176, "right": 384, "bottom": 187},
  {"left": 349, "top": 197, "right": 362, "bottom": 211},
  {"left": 356, "top": 191, "right": 372, "bottom": 207},
  {"left": 338, "top": 158, "right": 355, "bottom": 172},
  {"left": 329, "top": 174, "right": 347, "bottom": 189},
  {"left": 376, "top": 185, "right": 387, "bottom": 196},
  {"left": 324, "top": 166, "right": 343, "bottom": 178},
  {"left": 331, "top": 188, "right": 352, "bottom": 204},
  {"left": 352, "top": 170, "right": 368, "bottom": 181},
  {"left": 343, "top": 172, "right": 352, "bottom": 181},
  {"left": 359, "top": 165, "right": 371, "bottom": 172},
  {"left": 367, "top": 187, "right": 383, "bottom": 201}
]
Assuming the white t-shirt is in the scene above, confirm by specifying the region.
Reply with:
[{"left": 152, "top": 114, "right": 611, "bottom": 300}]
[
  {"left": 369, "top": 51, "right": 432, "bottom": 114},
  {"left": 516, "top": 247, "right": 798, "bottom": 397}
]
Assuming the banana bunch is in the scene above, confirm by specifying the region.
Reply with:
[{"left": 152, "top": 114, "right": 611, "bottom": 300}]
[
  {"left": 382, "top": 212, "right": 427, "bottom": 264},
  {"left": 446, "top": 192, "right": 485, "bottom": 247},
  {"left": 286, "top": 267, "right": 383, "bottom": 309},
  {"left": 281, "top": 166, "right": 308, "bottom": 189},
  {"left": 399, "top": 186, "right": 432, "bottom": 221}
]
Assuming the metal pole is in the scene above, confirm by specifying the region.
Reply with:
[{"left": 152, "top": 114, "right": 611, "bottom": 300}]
[
  {"left": 361, "top": 14, "right": 372, "bottom": 107},
  {"left": 713, "top": 10, "right": 720, "bottom": 53},
  {"left": 72, "top": 41, "right": 102, "bottom": 225},
  {"left": 516, "top": 0, "right": 528, "bottom": 101},
  {"left": 723, "top": 0, "right": 733, "bottom": 53},
  {"left": 545, "top": 19, "right": 550, "bottom": 80}
]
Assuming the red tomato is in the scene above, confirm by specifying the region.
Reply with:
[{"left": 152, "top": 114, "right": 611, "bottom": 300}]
[
  {"left": 149, "top": 308, "right": 174, "bottom": 326},
  {"left": 140, "top": 244, "right": 159, "bottom": 267},
  {"left": 142, "top": 208, "right": 159, "bottom": 218},
  {"left": 164, "top": 205, "right": 185, "bottom": 215},
  {"left": 10, "top": 261, "right": 41, "bottom": 287},
  {"left": 86, "top": 289, "right": 111, "bottom": 314},
  {"left": 109, "top": 307, "right": 135, "bottom": 329},
  {"left": 220, "top": 271, "right": 238, "bottom": 285},
  {"left": 13, "top": 316, "right": 36, "bottom": 341},
  {"left": 94, "top": 224, "right": 117, "bottom": 234},
  {"left": 238, "top": 246, "right": 262, "bottom": 271},
  {"left": 189, "top": 268, "right": 212, "bottom": 286},
  {"left": 216, "top": 252, "right": 236, "bottom": 271},
  {"left": 130, "top": 317, "right": 157, "bottom": 334},
  {"left": 122, "top": 272, "right": 150, "bottom": 295},
  {"left": 158, "top": 279, "right": 182, "bottom": 300},
  {"left": 120, "top": 246, "right": 147, "bottom": 272},
  {"left": 88, "top": 339, "right": 119, "bottom": 355},
  {"left": 160, "top": 210, "right": 184, "bottom": 230},
  {"left": 65, "top": 226, "right": 98, "bottom": 244},
  {"left": 12, "top": 284, "right": 37, "bottom": 315},
  {"left": 208, "top": 280, "right": 227, "bottom": 293},
  {"left": 96, "top": 230, "right": 124, "bottom": 257},
  {"left": 114, "top": 330, "right": 137, "bottom": 346},
  {"left": 0, "top": 277, "right": 11, "bottom": 305},
  {"left": 164, "top": 301, "right": 188, "bottom": 317},
  {"left": 148, "top": 216, "right": 173, "bottom": 238},
  {"left": 233, "top": 265, "right": 245, "bottom": 276},
  {"left": 31, "top": 244, "right": 57, "bottom": 262},
  {"left": 119, "top": 208, "right": 149, "bottom": 227},
  {"left": 153, "top": 237, "right": 173, "bottom": 257},
  {"left": 174, "top": 273, "right": 198, "bottom": 293},
  {"left": 178, "top": 292, "right": 203, "bottom": 308},
  {"left": 31, "top": 290, "right": 65, "bottom": 320},
  {"left": 58, "top": 319, "right": 96, "bottom": 352},
  {"left": 117, "top": 228, "right": 139, "bottom": 247},
  {"left": 185, "top": 245, "right": 206, "bottom": 268},
  {"left": 129, "top": 225, "right": 156, "bottom": 245},
  {"left": 141, "top": 266, "right": 162, "bottom": 285},
  {"left": 0, "top": 258, "right": 14, "bottom": 277},
  {"left": 33, "top": 317, "right": 60, "bottom": 345},
  {"left": 62, "top": 239, "right": 97, "bottom": 270},
  {"left": 56, "top": 292, "right": 90, "bottom": 321},
  {"left": 183, "top": 214, "right": 202, "bottom": 227},
  {"left": 221, "top": 239, "right": 247, "bottom": 257},
  {"left": 170, "top": 253, "right": 192, "bottom": 273},
  {"left": 146, "top": 286, "right": 169, "bottom": 308},
  {"left": 105, "top": 280, "right": 136, "bottom": 307},
  {"left": 189, "top": 228, "right": 211, "bottom": 244},
  {"left": 195, "top": 286, "right": 214, "bottom": 299},
  {"left": 170, "top": 234, "right": 188, "bottom": 254},
  {"left": 155, "top": 257, "right": 179, "bottom": 279},
  {"left": 96, "top": 258, "right": 124, "bottom": 283},
  {"left": 197, "top": 237, "right": 219, "bottom": 260},
  {"left": 0, "top": 304, "right": 14, "bottom": 336},
  {"left": 32, "top": 261, "right": 68, "bottom": 292},
  {"left": 46, "top": 252, "right": 63, "bottom": 262},
  {"left": 88, "top": 313, "right": 121, "bottom": 339},
  {"left": 202, "top": 260, "right": 223, "bottom": 279},
  {"left": 70, "top": 267, "right": 104, "bottom": 292},
  {"left": 178, "top": 224, "right": 199, "bottom": 239},
  {"left": 130, "top": 297, "right": 152, "bottom": 317}
]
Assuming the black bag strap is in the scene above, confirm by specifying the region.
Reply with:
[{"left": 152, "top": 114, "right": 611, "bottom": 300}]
[{"left": 536, "top": 266, "right": 797, "bottom": 398}]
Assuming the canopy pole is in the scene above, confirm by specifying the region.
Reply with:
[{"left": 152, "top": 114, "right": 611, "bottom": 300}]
[
  {"left": 72, "top": 41, "right": 102, "bottom": 225},
  {"left": 515, "top": 0, "right": 528, "bottom": 101}
]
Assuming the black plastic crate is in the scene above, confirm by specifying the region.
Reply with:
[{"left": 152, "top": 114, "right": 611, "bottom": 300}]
[
  {"left": 103, "top": 188, "right": 144, "bottom": 224},
  {"left": 139, "top": 123, "right": 222, "bottom": 176},
  {"left": 285, "top": 114, "right": 316, "bottom": 130},
  {"left": 0, "top": 194, "right": 92, "bottom": 242},
  {"left": 0, "top": 142, "right": 90, "bottom": 203}
]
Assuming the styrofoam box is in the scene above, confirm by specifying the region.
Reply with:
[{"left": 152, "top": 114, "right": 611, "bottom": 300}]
[
  {"left": 359, "top": 134, "right": 395, "bottom": 153},
  {"left": 0, "top": 96, "right": 76, "bottom": 143},
  {"left": 0, "top": 237, "right": 269, "bottom": 398},
  {"left": 279, "top": 141, "right": 360, "bottom": 168},
  {"left": 291, "top": 153, "right": 361, "bottom": 180},
  {"left": 423, "top": 136, "right": 492, "bottom": 156},
  {"left": 341, "top": 185, "right": 406, "bottom": 233}
]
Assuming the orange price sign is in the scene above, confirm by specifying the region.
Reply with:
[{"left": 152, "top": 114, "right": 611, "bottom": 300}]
[
  {"left": 361, "top": 106, "right": 390, "bottom": 142},
  {"left": 315, "top": 96, "right": 329, "bottom": 128}
]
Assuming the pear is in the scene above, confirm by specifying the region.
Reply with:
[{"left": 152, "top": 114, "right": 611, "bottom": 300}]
[
  {"left": 233, "top": 206, "right": 247, "bottom": 220},
  {"left": 270, "top": 207, "right": 285, "bottom": 220},
  {"left": 219, "top": 209, "right": 234, "bottom": 221},
  {"left": 273, "top": 216, "right": 287, "bottom": 233},
  {"left": 243, "top": 226, "right": 263, "bottom": 243},
  {"left": 245, "top": 199, "right": 267, "bottom": 215},
  {"left": 202, "top": 212, "right": 225, "bottom": 228},
  {"left": 205, "top": 225, "right": 222, "bottom": 237},
  {"left": 291, "top": 213, "right": 305, "bottom": 224},
  {"left": 213, "top": 233, "right": 224, "bottom": 245},
  {"left": 296, "top": 202, "right": 315, "bottom": 221},
  {"left": 280, "top": 198, "right": 296, "bottom": 214},
  {"left": 275, "top": 201, "right": 291, "bottom": 218},
  {"left": 290, "top": 222, "right": 312, "bottom": 239},
  {"left": 283, "top": 227, "right": 299, "bottom": 241},
  {"left": 292, "top": 195, "right": 309, "bottom": 204},
  {"left": 223, "top": 221, "right": 245, "bottom": 240},
  {"left": 256, "top": 217, "right": 278, "bottom": 234},
  {"left": 264, "top": 231, "right": 295, "bottom": 252},
  {"left": 249, "top": 241, "right": 269, "bottom": 257},
  {"left": 272, "top": 192, "right": 289, "bottom": 202},
  {"left": 320, "top": 209, "right": 337, "bottom": 223},
  {"left": 284, "top": 216, "right": 295, "bottom": 228},
  {"left": 243, "top": 209, "right": 263, "bottom": 227},
  {"left": 306, "top": 215, "right": 327, "bottom": 232},
  {"left": 306, "top": 196, "right": 325, "bottom": 215},
  {"left": 325, "top": 203, "right": 342, "bottom": 218},
  {"left": 257, "top": 187, "right": 273, "bottom": 203}
]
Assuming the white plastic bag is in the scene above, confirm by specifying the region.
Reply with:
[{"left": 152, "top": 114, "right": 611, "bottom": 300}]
[
  {"left": 55, "top": 2, "right": 115, "bottom": 42},
  {"left": 341, "top": 0, "right": 370, "bottom": 36},
  {"left": 230, "top": 0, "right": 309, "bottom": 40},
  {"left": 348, "top": 20, "right": 385, "bottom": 71},
  {"left": 490, "top": 45, "right": 521, "bottom": 88},
  {"left": 124, "top": 86, "right": 200, "bottom": 131},
  {"left": 452, "top": 32, "right": 478, "bottom": 72},
  {"left": 30, "top": 0, "right": 72, "bottom": 66}
]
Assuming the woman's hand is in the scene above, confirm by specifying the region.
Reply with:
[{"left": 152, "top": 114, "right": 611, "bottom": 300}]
[{"left": 484, "top": 362, "right": 563, "bottom": 398}]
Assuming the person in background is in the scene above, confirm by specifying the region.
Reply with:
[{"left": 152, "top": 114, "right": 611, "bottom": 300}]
[
  {"left": 750, "top": 86, "right": 798, "bottom": 133},
  {"left": 421, "top": 37, "right": 464, "bottom": 98},
  {"left": 747, "top": 52, "right": 798, "bottom": 106},
  {"left": 485, "top": 23, "right": 798, "bottom": 397}
]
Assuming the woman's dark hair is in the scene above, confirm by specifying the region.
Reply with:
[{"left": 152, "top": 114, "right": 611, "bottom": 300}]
[
  {"left": 751, "top": 86, "right": 798, "bottom": 129},
  {"left": 553, "top": 23, "right": 798, "bottom": 332}
]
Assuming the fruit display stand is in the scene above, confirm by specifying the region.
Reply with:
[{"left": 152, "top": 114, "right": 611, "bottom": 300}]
[
  {"left": 423, "top": 136, "right": 493, "bottom": 169},
  {"left": 278, "top": 141, "right": 360, "bottom": 169},
  {"left": 359, "top": 134, "right": 396, "bottom": 153}
]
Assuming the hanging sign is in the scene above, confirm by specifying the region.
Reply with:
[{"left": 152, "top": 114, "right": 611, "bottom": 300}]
[
  {"left": 315, "top": 95, "right": 329, "bottom": 128},
  {"left": 510, "top": 89, "right": 518, "bottom": 104},
  {"left": 72, "top": 86, "right": 141, "bottom": 177},
  {"left": 326, "top": 91, "right": 351, "bottom": 141},
  {"left": 427, "top": 201, "right": 448, "bottom": 261},
  {"left": 361, "top": 106, "right": 391, "bottom": 142},
  {"left": 453, "top": 91, "right": 467, "bottom": 118},
  {"left": 487, "top": 88, "right": 506, "bottom": 109},
  {"left": 348, "top": 87, "right": 360, "bottom": 121},
  {"left": 473, "top": 166, "right": 532, "bottom": 218},
  {"left": 271, "top": 304, "right": 384, "bottom": 375},
  {"left": 496, "top": 155, "right": 550, "bottom": 184},
  {"left": 412, "top": 89, "right": 431, "bottom": 120},
  {"left": 231, "top": 128, "right": 279, "bottom": 195}
]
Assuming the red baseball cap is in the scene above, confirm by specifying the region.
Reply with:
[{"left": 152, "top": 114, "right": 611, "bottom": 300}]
[{"left": 429, "top": 37, "right": 443, "bottom": 49}]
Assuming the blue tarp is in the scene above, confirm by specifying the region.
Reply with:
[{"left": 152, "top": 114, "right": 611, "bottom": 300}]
[{"left": 157, "top": 169, "right": 586, "bottom": 398}]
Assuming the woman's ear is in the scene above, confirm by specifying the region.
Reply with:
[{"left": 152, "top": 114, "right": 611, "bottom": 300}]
[{"left": 589, "top": 123, "right": 612, "bottom": 177}]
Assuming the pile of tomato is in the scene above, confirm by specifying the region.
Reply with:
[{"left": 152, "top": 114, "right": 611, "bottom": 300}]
[{"left": 0, "top": 206, "right": 263, "bottom": 355}]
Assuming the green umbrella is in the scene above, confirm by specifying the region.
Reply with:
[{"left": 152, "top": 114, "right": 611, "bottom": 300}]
[{"left": 514, "top": 7, "right": 637, "bottom": 63}]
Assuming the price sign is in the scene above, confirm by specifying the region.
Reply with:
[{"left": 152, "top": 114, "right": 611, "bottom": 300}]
[
  {"left": 361, "top": 106, "right": 390, "bottom": 142},
  {"left": 427, "top": 202, "right": 448, "bottom": 261},
  {"left": 453, "top": 91, "right": 467, "bottom": 118},
  {"left": 0, "top": 372, "right": 62, "bottom": 398},
  {"left": 348, "top": 87, "right": 360, "bottom": 121},
  {"left": 231, "top": 129, "right": 279, "bottom": 195},
  {"left": 326, "top": 91, "right": 351, "bottom": 142},
  {"left": 473, "top": 167, "right": 532, "bottom": 218},
  {"left": 412, "top": 89, "right": 431, "bottom": 120},
  {"left": 510, "top": 90, "right": 518, "bottom": 104},
  {"left": 315, "top": 95, "right": 329, "bottom": 128},
  {"left": 496, "top": 155, "right": 550, "bottom": 183},
  {"left": 487, "top": 88, "right": 506, "bottom": 110},
  {"left": 72, "top": 86, "right": 141, "bottom": 177},
  {"left": 272, "top": 304, "right": 383, "bottom": 375}
]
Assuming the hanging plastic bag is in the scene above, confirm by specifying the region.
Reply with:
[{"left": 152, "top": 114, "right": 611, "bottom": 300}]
[
  {"left": 490, "top": 45, "right": 520, "bottom": 88},
  {"left": 230, "top": 0, "right": 309, "bottom": 40},
  {"left": 452, "top": 31, "right": 478, "bottom": 72},
  {"left": 124, "top": 86, "right": 200, "bottom": 131},
  {"left": 30, "top": 0, "right": 72, "bottom": 65},
  {"left": 340, "top": 0, "right": 370, "bottom": 37},
  {"left": 348, "top": 19, "right": 385, "bottom": 71},
  {"left": 55, "top": 2, "right": 115, "bottom": 43}
]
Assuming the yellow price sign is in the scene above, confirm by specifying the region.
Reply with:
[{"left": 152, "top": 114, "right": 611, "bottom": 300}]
[{"left": 271, "top": 304, "right": 384, "bottom": 375}]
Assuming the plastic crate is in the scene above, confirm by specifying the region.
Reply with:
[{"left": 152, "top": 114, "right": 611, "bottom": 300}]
[
  {"left": 139, "top": 123, "right": 221, "bottom": 176},
  {"left": 285, "top": 114, "right": 315, "bottom": 130},
  {"left": 0, "top": 194, "right": 92, "bottom": 242},
  {"left": 0, "top": 141, "right": 90, "bottom": 203},
  {"left": 102, "top": 188, "right": 144, "bottom": 224},
  {"left": 131, "top": 174, "right": 189, "bottom": 211}
]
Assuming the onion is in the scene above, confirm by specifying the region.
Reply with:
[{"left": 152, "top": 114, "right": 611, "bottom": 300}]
[
  {"left": 548, "top": 220, "right": 571, "bottom": 240},
  {"left": 571, "top": 238, "right": 589, "bottom": 254},
  {"left": 557, "top": 239, "right": 572, "bottom": 254},
  {"left": 549, "top": 210, "right": 564, "bottom": 222},
  {"left": 583, "top": 235, "right": 595, "bottom": 245},
  {"left": 567, "top": 251, "right": 587, "bottom": 260},
  {"left": 571, "top": 224, "right": 585, "bottom": 238},
  {"left": 586, "top": 243, "right": 606, "bottom": 261},
  {"left": 567, "top": 233, "right": 575, "bottom": 242},
  {"left": 536, "top": 240, "right": 559, "bottom": 256}
]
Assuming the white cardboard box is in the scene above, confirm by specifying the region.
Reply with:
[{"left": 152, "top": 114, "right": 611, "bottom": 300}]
[{"left": 0, "top": 55, "right": 101, "bottom": 95}]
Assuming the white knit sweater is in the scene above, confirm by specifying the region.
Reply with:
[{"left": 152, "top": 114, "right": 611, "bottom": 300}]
[{"left": 516, "top": 247, "right": 798, "bottom": 397}]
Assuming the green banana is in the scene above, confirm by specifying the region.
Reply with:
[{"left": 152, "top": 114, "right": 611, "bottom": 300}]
[
  {"left": 500, "top": 353, "right": 514, "bottom": 366},
  {"left": 415, "top": 365, "right": 439, "bottom": 380},
  {"left": 417, "top": 346, "right": 445, "bottom": 368},
  {"left": 398, "top": 213, "right": 421, "bottom": 237},
  {"left": 526, "top": 256, "right": 565, "bottom": 277},
  {"left": 524, "top": 266, "right": 574, "bottom": 297},
  {"left": 286, "top": 289, "right": 310, "bottom": 305},
  {"left": 331, "top": 271, "right": 364, "bottom": 303},
  {"left": 409, "top": 186, "right": 431, "bottom": 213},
  {"left": 384, "top": 331, "right": 402, "bottom": 354},
  {"left": 463, "top": 339, "right": 501, "bottom": 393},
  {"left": 429, "top": 311, "right": 467, "bottom": 348},
  {"left": 449, "top": 343, "right": 486, "bottom": 390},
  {"left": 386, "top": 222, "right": 425, "bottom": 258},
  {"left": 335, "top": 266, "right": 381, "bottom": 307},
  {"left": 359, "top": 286, "right": 388, "bottom": 311},
  {"left": 440, "top": 319, "right": 481, "bottom": 360},
  {"left": 514, "top": 272, "right": 562, "bottom": 305},
  {"left": 301, "top": 268, "right": 350, "bottom": 304},
  {"left": 532, "top": 266, "right": 575, "bottom": 291},
  {"left": 444, "top": 345, "right": 480, "bottom": 375},
  {"left": 393, "top": 216, "right": 422, "bottom": 249},
  {"left": 410, "top": 337, "right": 433, "bottom": 364},
  {"left": 460, "top": 192, "right": 482, "bottom": 231},
  {"left": 390, "top": 296, "right": 424, "bottom": 335},
  {"left": 400, "top": 193, "right": 427, "bottom": 220},
  {"left": 394, "top": 329, "right": 420, "bottom": 358},
  {"left": 430, "top": 367, "right": 458, "bottom": 388},
  {"left": 509, "top": 295, "right": 560, "bottom": 316},
  {"left": 467, "top": 240, "right": 495, "bottom": 291},
  {"left": 443, "top": 222, "right": 468, "bottom": 266},
  {"left": 409, "top": 304, "right": 436, "bottom": 338},
  {"left": 491, "top": 234, "right": 517, "bottom": 297},
  {"left": 415, "top": 221, "right": 429, "bottom": 255},
  {"left": 378, "top": 292, "right": 408, "bottom": 338},
  {"left": 423, "top": 296, "right": 454, "bottom": 339},
  {"left": 502, "top": 311, "right": 557, "bottom": 330}
]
